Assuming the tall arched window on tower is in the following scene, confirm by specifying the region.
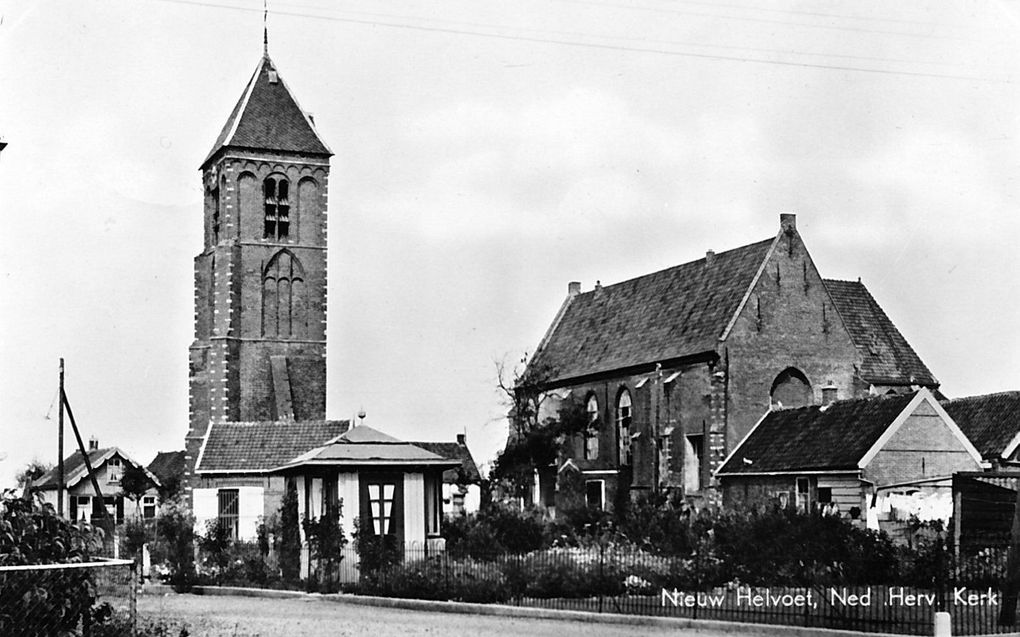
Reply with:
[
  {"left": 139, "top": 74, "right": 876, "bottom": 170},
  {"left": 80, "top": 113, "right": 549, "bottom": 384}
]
[
  {"left": 616, "top": 389, "right": 632, "bottom": 466},
  {"left": 770, "top": 367, "right": 812, "bottom": 408},
  {"left": 262, "top": 250, "right": 307, "bottom": 338},
  {"left": 584, "top": 394, "right": 599, "bottom": 461},
  {"left": 263, "top": 176, "right": 290, "bottom": 240}
]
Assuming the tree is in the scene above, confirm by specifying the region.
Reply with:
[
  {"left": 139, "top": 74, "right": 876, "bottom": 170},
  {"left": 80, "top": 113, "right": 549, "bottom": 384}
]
[
  {"left": 119, "top": 464, "right": 154, "bottom": 518},
  {"left": 492, "top": 355, "right": 589, "bottom": 498},
  {"left": 15, "top": 459, "right": 53, "bottom": 493}
]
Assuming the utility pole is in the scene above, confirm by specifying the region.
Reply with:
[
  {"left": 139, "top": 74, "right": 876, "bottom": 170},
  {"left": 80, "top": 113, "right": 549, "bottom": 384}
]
[{"left": 57, "top": 358, "right": 65, "bottom": 516}]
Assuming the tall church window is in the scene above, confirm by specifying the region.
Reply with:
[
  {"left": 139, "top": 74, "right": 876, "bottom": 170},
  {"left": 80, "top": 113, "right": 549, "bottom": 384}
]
[
  {"left": 263, "top": 176, "right": 290, "bottom": 240},
  {"left": 770, "top": 367, "right": 812, "bottom": 408},
  {"left": 616, "top": 389, "right": 632, "bottom": 466},
  {"left": 262, "top": 250, "right": 307, "bottom": 338},
  {"left": 584, "top": 394, "right": 599, "bottom": 460}
]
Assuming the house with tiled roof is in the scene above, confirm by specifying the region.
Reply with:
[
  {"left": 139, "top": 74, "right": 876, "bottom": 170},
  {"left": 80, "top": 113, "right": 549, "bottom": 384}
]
[
  {"left": 35, "top": 438, "right": 160, "bottom": 524},
  {"left": 942, "top": 391, "right": 1020, "bottom": 470},
  {"left": 524, "top": 214, "right": 939, "bottom": 511},
  {"left": 410, "top": 434, "right": 483, "bottom": 513},
  {"left": 716, "top": 390, "right": 982, "bottom": 519}
]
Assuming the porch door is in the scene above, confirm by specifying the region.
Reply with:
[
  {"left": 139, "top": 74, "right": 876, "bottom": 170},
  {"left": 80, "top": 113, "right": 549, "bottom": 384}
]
[{"left": 359, "top": 473, "right": 404, "bottom": 546}]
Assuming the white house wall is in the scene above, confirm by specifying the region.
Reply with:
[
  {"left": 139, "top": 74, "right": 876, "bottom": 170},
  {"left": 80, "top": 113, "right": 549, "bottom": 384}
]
[{"left": 192, "top": 486, "right": 264, "bottom": 541}]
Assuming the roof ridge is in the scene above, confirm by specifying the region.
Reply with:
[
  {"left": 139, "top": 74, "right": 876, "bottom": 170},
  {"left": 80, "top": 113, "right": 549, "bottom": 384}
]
[
  {"left": 572, "top": 236, "right": 774, "bottom": 297},
  {"left": 942, "top": 390, "right": 1020, "bottom": 404}
]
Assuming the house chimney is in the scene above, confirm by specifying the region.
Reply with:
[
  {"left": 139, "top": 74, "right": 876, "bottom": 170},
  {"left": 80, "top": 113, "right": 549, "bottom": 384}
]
[
  {"left": 88, "top": 437, "right": 99, "bottom": 451},
  {"left": 705, "top": 250, "right": 715, "bottom": 266},
  {"left": 568, "top": 281, "right": 581, "bottom": 297},
  {"left": 822, "top": 381, "right": 838, "bottom": 406},
  {"left": 594, "top": 280, "right": 602, "bottom": 292},
  {"left": 780, "top": 213, "right": 797, "bottom": 234},
  {"left": 456, "top": 433, "right": 466, "bottom": 446}
]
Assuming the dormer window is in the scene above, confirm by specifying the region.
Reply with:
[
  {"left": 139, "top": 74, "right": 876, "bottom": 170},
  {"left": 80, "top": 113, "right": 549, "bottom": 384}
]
[{"left": 263, "top": 176, "right": 290, "bottom": 240}]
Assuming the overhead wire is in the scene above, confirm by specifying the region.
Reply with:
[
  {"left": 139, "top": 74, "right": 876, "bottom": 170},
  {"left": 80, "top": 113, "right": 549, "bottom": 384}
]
[{"left": 147, "top": 0, "right": 1010, "bottom": 83}]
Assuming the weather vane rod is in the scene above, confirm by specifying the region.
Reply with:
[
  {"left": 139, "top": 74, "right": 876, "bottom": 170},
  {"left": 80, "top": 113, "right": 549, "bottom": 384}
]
[{"left": 263, "top": 0, "right": 269, "bottom": 57}]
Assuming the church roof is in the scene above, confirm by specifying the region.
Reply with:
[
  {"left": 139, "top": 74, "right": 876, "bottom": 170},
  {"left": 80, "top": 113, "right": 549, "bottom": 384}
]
[
  {"left": 824, "top": 279, "right": 937, "bottom": 387},
  {"left": 202, "top": 55, "right": 331, "bottom": 167},
  {"left": 528, "top": 237, "right": 775, "bottom": 384},
  {"left": 941, "top": 391, "right": 1020, "bottom": 462},
  {"left": 195, "top": 420, "right": 349, "bottom": 473}
]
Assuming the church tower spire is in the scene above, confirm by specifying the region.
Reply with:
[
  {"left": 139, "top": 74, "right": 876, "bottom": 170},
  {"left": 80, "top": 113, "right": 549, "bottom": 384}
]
[{"left": 185, "top": 50, "right": 332, "bottom": 496}]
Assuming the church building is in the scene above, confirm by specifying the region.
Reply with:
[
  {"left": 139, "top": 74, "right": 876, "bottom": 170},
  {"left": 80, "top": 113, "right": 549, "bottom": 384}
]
[{"left": 525, "top": 214, "right": 939, "bottom": 511}]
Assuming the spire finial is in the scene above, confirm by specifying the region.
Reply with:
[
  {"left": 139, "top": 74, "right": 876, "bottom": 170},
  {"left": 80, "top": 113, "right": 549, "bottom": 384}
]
[{"left": 263, "top": 0, "right": 269, "bottom": 57}]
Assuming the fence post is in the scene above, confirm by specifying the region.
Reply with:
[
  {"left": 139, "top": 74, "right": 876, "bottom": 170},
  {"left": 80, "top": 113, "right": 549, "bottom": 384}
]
[
  {"left": 598, "top": 543, "right": 605, "bottom": 614},
  {"left": 130, "top": 560, "right": 138, "bottom": 637}
]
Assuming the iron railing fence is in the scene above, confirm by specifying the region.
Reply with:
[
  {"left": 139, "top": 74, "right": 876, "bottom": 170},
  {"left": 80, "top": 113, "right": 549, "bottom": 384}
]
[
  {"left": 0, "top": 558, "right": 137, "bottom": 636},
  {"left": 316, "top": 544, "right": 1016, "bottom": 636}
]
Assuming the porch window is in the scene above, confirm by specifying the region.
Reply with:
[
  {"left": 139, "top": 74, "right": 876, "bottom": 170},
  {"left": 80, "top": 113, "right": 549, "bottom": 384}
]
[
  {"left": 217, "top": 488, "right": 240, "bottom": 539},
  {"left": 367, "top": 483, "right": 396, "bottom": 535},
  {"left": 424, "top": 475, "right": 441, "bottom": 536}
]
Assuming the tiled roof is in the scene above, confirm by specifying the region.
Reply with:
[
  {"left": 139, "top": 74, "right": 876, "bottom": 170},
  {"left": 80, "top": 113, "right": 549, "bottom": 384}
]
[
  {"left": 147, "top": 450, "right": 186, "bottom": 484},
  {"left": 203, "top": 56, "right": 331, "bottom": 167},
  {"left": 34, "top": 447, "right": 154, "bottom": 489},
  {"left": 196, "top": 420, "right": 349, "bottom": 473},
  {"left": 824, "top": 279, "right": 937, "bottom": 387},
  {"left": 411, "top": 442, "right": 482, "bottom": 483},
  {"left": 529, "top": 237, "right": 776, "bottom": 383},
  {"left": 34, "top": 448, "right": 113, "bottom": 489},
  {"left": 717, "top": 392, "right": 917, "bottom": 475},
  {"left": 942, "top": 391, "right": 1020, "bottom": 461},
  {"left": 273, "top": 425, "right": 459, "bottom": 471}
]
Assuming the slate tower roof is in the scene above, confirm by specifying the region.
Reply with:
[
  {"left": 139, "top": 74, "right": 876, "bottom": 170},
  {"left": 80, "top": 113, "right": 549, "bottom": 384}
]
[{"left": 202, "top": 55, "right": 331, "bottom": 168}]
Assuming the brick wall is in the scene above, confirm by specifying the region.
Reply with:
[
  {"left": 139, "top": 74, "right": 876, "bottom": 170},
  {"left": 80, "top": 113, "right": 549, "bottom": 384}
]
[
  {"left": 724, "top": 227, "right": 861, "bottom": 451},
  {"left": 185, "top": 149, "right": 331, "bottom": 500}
]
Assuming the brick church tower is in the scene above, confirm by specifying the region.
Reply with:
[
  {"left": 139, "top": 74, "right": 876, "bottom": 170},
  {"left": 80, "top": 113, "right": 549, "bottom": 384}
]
[{"left": 184, "top": 51, "right": 333, "bottom": 495}]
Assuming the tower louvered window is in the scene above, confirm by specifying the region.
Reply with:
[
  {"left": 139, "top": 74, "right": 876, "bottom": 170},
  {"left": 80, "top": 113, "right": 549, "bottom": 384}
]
[{"left": 263, "top": 176, "right": 290, "bottom": 240}]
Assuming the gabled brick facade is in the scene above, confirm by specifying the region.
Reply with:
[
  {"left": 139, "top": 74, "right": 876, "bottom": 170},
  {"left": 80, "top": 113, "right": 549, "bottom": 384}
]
[{"left": 526, "top": 214, "right": 939, "bottom": 510}]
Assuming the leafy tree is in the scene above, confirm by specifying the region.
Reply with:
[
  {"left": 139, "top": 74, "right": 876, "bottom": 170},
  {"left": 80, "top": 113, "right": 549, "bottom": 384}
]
[
  {"left": 492, "top": 355, "right": 589, "bottom": 497},
  {"left": 15, "top": 459, "right": 53, "bottom": 493},
  {"left": 119, "top": 464, "right": 154, "bottom": 518}
]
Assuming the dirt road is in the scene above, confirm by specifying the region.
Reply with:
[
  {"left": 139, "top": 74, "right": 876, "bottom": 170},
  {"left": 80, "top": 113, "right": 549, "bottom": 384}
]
[{"left": 137, "top": 593, "right": 774, "bottom": 637}]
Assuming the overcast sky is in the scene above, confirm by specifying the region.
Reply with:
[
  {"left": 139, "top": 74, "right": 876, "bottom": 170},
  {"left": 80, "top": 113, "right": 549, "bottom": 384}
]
[{"left": 1, "top": 0, "right": 1018, "bottom": 487}]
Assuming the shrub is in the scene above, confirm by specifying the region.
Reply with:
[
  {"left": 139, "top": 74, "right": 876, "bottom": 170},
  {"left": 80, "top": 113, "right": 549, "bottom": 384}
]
[
  {"left": 354, "top": 518, "right": 402, "bottom": 575},
  {"left": 278, "top": 481, "right": 301, "bottom": 583},
  {"left": 443, "top": 503, "right": 547, "bottom": 557},
  {"left": 0, "top": 491, "right": 104, "bottom": 635},
  {"left": 154, "top": 501, "right": 196, "bottom": 591}
]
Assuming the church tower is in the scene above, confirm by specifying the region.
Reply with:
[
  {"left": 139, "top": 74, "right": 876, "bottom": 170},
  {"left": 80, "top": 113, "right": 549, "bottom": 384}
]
[{"left": 185, "top": 51, "right": 332, "bottom": 488}]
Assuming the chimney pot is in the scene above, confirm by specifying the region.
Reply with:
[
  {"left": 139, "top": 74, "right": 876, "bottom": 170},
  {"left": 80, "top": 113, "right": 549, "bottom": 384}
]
[
  {"left": 780, "top": 213, "right": 797, "bottom": 234},
  {"left": 456, "top": 433, "right": 466, "bottom": 446},
  {"left": 567, "top": 281, "right": 581, "bottom": 296},
  {"left": 705, "top": 249, "right": 715, "bottom": 265},
  {"left": 594, "top": 280, "right": 602, "bottom": 291},
  {"left": 88, "top": 437, "right": 99, "bottom": 451}
]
